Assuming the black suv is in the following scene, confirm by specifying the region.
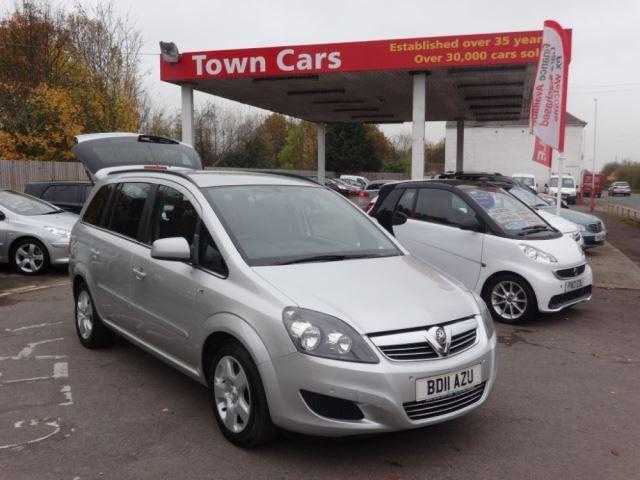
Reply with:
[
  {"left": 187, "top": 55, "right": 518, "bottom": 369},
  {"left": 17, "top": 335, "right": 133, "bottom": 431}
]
[{"left": 24, "top": 181, "right": 92, "bottom": 214}]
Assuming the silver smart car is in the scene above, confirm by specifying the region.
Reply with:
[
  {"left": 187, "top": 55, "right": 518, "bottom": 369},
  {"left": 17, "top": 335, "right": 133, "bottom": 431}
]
[
  {"left": 69, "top": 133, "right": 497, "bottom": 447},
  {"left": 0, "top": 189, "right": 78, "bottom": 274}
]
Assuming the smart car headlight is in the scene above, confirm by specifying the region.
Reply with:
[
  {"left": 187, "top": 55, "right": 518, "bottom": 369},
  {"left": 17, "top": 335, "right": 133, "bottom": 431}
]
[
  {"left": 42, "top": 226, "right": 70, "bottom": 239},
  {"left": 283, "top": 307, "right": 379, "bottom": 363},
  {"left": 472, "top": 292, "right": 495, "bottom": 339},
  {"left": 518, "top": 244, "right": 557, "bottom": 264}
]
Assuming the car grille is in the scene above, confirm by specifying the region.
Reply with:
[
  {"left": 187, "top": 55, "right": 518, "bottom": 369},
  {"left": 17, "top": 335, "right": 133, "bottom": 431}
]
[
  {"left": 377, "top": 327, "right": 477, "bottom": 361},
  {"left": 403, "top": 382, "right": 486, "bottom": 420},
  {"left": 548, "top": 285, "right": 592, "bottom": 309},
  {"left": 587, "top": 222, "right": 603, "bottom": 233},
  {"left": 554, "top": 264, "right": 586, "bottom": 279}
]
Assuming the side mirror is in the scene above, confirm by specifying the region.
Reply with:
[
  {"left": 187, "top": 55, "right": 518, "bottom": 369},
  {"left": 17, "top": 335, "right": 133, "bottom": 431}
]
[
  {"left": 0, "top": 211, "right": 5, "bottom": 221},
  {"left": 151, "top": 237, "right": 191, "bottom": 261},
  {"left": 392, "top": 211, "right": 408, "bottom": 226},
  {"left": 561, "top": 200, "right": 569, "bottom": 209}
]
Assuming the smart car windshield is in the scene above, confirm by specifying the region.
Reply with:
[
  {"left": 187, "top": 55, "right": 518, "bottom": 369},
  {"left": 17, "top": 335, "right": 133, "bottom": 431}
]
[
  {"left": 462, "top": 186, "right": 552, "bottom": 236},
  {"left": 204, "top": 185, "right": 401, "bottom": 266},
  {"left": 0, "top": 190, "right": 61, "bottom": 215}
]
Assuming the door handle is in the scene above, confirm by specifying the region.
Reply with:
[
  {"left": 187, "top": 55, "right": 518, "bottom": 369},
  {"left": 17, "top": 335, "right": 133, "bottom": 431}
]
[{"left": 132, "top": 266, "right": 146, "bottom": 280}]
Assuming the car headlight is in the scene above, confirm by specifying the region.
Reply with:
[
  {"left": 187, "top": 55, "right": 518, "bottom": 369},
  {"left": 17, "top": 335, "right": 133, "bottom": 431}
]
[
  {"left": 472, "top": 292, "right": 495, "bottom": 339},
  {"left": 42, "top": 226, "right": 71, "bottom": 239},
  {"left": 571, "top": 231, "right": 582, "bottom": 243},
  {"left": 518, "top": 244, "right": 557, "bottom": 263},
  {"left": 283, "top": 307, "right": 379, "bottom": 363}
]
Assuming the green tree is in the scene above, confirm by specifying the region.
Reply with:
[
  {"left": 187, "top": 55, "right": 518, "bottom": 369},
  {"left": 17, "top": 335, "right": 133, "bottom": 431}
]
[{"left": 326, "top": 123, "right": 381, "bottom": 173}]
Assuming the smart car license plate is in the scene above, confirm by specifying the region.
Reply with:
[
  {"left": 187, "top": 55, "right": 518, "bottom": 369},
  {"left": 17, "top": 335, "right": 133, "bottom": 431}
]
[
  {"left": 415, "top": 364, "right": 482, "bottom": 401},
  {"left": 565, "top": 278, "right": 583, "bottom": 292}
]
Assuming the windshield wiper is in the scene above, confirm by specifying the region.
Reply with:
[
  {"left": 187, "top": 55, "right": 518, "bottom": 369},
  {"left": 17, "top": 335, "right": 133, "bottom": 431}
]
[
  {"left": 517, "top": 225, "right": 550, "bottom": 236},
  {"left": 42, "top": 209, "right": 64, "bottom": 215},
  {"left": 279, "top": 253, "right": 386, "bottom": 265}
]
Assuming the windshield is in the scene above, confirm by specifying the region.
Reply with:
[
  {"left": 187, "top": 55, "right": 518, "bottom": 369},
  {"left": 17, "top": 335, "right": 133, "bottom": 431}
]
[
  {"left": 508, "top": 186, "right": 549, "bottom": 209},
  {"left": 0, "top": 190, "right": 60, "bottom": 215},
  {"left": 550, "top": 178, "right": 575, "bottom": 188},
  {"left": 463, "top": 187, "right": 551, "bottom": 236},
  {"left": 614, "top": 182, "right": 630, "bottom": 187},
  {"left": 513, "top": 176, "right": 535, "bottom": 187},
  {"left": 204, "top": 185, "right": 401, "bottom": 266}
]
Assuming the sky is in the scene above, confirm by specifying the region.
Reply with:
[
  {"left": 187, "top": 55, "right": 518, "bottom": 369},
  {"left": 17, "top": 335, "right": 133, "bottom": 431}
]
[{"left": 5, "top": 0, "right": 640, "bottom": 168}]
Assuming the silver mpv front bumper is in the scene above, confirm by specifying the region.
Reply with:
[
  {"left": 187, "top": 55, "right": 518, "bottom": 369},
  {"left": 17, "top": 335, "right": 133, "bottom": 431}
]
[{"left": 261, "top": 327, "right": 497, "bottom": 437}]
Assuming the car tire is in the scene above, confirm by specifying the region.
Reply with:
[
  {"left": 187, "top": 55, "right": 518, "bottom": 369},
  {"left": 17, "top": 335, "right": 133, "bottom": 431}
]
[
  {"left": 11, "top": 238, "right": 50, "bottom": 275},
  {"left": 482, "top": 274, "right": 537, "bottom": 324},
  {"left": 74, "top": 282, "right": 115, "bottom": 349},
  {"left": 208, "top": 341, "right": 277, "bottom": 448}
]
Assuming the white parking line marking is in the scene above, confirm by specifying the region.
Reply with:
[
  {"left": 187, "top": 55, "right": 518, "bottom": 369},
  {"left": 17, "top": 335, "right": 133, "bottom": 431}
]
[
  {"left": 4, "top": 322, "right": 63, "bottom": 333},
  {"left": 0, "top": 337, "right": 64, "bottom": 361},
  {"left": 0, "top": 281, "right": 70, "bottom": 298},
  {"left": 53, "top": 362, "right": 68, "bottom": 378},
  {"left": 59, "top": 385, "right": 73, "bottom": 406},
  {"left": 3, "top": 375, "right": 51, "bottom": 384},
  {"left": 35, "top": 355, "right": 67, "bottom": 360},
  {"left": 0, "top": 419, "right": 61, "bottom": 450},
  {"left": 14, "top": 421, "right": 24, "bottom": 428}
]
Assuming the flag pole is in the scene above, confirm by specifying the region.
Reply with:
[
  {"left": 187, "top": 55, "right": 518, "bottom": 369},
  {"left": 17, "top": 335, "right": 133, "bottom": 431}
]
[{"left": 557, "top": 154, "right": 565, "bottom": 213}]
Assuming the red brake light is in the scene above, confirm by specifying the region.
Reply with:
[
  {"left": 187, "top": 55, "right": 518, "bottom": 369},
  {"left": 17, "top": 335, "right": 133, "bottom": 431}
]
[{"left": 359, "top": 190, "right": 369, "bottom": 198}]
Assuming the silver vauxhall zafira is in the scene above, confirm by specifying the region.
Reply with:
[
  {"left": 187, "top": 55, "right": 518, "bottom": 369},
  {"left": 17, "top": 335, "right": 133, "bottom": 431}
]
[{"left": 69, "top": 133, "right": 497, "bottom": 447}]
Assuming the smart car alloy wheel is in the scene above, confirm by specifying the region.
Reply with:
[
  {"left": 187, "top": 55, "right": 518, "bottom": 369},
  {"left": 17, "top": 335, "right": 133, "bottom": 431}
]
[{"left": 491, "top": 280, "right": 527, "bottom": 321}]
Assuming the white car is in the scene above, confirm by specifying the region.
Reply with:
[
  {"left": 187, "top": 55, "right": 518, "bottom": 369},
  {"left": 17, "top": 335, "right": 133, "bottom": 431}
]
[
  {"left": 512, "top": 173, "right": 537, "bottom": 192},
  {"left": 371, "top": 180, "right": 592, "bottom": 324},
  {"left": 340, "top": 175, "right": 369, "bottom": 189}
]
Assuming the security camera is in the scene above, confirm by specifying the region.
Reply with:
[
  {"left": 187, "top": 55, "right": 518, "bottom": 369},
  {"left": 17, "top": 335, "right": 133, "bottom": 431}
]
[{"left": 160, "top": 42, "right": 180, "bottom": 63}]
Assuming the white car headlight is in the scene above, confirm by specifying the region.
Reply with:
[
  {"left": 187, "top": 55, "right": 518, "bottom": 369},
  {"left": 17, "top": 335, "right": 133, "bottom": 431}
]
[
  {"left": 518, "top": 244, "right": 558, "bottom": 264},
  {"left": 471, "top": 292, "right": 495, "bottom": 339},
  {"left": 42, "top": 226, "right": 71, "bottom": 239},
  {"left": 283, "top": 307, "right": 379, "bottom": 363},
  {"left": 571, "top": 231, "right": 582, "bottom": 243}
]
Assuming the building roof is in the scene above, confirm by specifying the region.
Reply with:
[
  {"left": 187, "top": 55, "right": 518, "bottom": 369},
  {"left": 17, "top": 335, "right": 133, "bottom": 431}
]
[
  {"left": 445, "top": 112, "right": 587, "bottom": 128},
  {"left": 159, "top": 29, "right": 569, "bottom": 124}
]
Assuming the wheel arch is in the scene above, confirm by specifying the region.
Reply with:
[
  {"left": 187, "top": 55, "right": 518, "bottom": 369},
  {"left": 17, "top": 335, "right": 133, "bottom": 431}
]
[
  {"left": 9, "top": 235, "right": 51, "bottom": 259},
  {"left": 480, "top": 270, "right": 539, "bottom": 307},
  {"left": 200, "top": 313, "right": 272, "bottom": 386}
]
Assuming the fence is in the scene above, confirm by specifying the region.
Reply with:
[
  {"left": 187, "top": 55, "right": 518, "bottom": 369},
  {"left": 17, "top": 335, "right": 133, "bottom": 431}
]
[
  {"left": 0, "top": 159, "right": 89, "bottom": 191},
  {"left": 1, "top": 159, "right": 407, "bottom": 191},
  {"left": 605, "top": 202, "right": 640, "bottom": 223}
]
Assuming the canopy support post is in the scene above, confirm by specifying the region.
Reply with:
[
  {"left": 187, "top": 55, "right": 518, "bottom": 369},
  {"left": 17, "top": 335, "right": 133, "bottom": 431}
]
[
  {"left": 181, "top": 85, "right": 194, "bottom": 146},
  {"left": 411, "top": 73, "right": 427, "bottom": 180},
  {"left": 317, "top": 123, "right": 326, "bottom": 184},
  {"left": 456, "top": 119, "right": 465, "bottom": 172}
]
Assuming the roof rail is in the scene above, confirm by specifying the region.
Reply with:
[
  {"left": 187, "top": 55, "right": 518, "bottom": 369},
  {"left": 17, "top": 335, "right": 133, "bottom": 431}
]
[
  {"left": 105, "top": 166, "right": 197, "bottom": 185},
  {"left": 254, "top": 170, "right": 320, "bottom": 184}
]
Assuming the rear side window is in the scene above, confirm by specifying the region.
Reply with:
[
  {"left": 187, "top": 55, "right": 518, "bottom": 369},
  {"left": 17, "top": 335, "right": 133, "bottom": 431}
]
[
  {"left": 107, "top": 183, "right": 152, "bottom": 240},
  {"left": 149, "top": 185, "right": 198, "bottom": 246},
  {"left": 83, "top": 184, "right": 114, "bottom": 226},
  {"left": 43, "top": 185, "right": 76, "bottom": 203},
  {"left": 395, "top": 189, "right": 417, "bottom": 216}
]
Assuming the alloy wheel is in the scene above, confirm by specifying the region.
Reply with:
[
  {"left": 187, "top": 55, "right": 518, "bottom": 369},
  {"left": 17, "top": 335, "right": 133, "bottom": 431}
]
[
  {"left": 76, "top": 290, "right": 94, "bottom": 340},
  {"left": 491, "top": 280, "right": 528, "bottom": 321},
  {"left": 15, "top": 243, "right": 45, "bottom": 273},
  {"left": 213, "top": 356, "right": 252, "bottom": 434}
]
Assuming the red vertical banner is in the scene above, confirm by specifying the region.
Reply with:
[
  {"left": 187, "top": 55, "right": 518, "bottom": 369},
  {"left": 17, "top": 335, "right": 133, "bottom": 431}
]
[
  {"left": 532, "top": 137, "right": 552, "bottom": 167},
  {"left": 530, "top": 20, "right": 571, "bottom": 153}
]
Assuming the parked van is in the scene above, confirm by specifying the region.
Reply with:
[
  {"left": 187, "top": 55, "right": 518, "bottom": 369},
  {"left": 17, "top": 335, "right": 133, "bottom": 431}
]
[
  {"left": 371, "top": 179, "right": 592, "bottom": 324},
  {"left": 548, "top": 175, "right": 577, "bottom": 204},
  {"left": 70, "top": 133, "right": 496, "bottom": 447}
]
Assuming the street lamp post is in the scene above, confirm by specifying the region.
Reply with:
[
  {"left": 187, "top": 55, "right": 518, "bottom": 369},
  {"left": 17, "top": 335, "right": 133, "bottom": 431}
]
[{"left": 590, "top": 98, "right": 598, "bottom": 212}]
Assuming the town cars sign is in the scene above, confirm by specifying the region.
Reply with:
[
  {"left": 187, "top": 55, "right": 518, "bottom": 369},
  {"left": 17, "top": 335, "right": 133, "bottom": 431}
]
[{"left": 160, "top": 30, "right": 570, "bottom": 82}]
